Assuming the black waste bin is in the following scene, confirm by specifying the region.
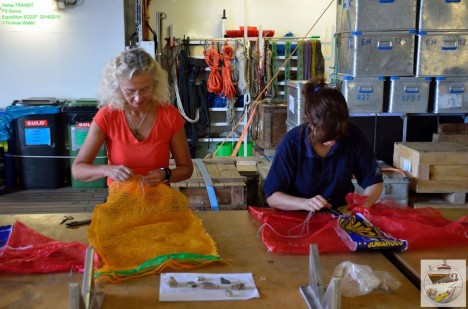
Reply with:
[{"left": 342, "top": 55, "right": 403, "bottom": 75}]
[{"left": 10, "top": 98, "right": 66, "bottom": 189}]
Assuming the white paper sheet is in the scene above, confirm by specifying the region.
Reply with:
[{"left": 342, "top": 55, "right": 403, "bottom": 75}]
[{"left": 159, "top": 272, "right": 260, "bottom": 302}]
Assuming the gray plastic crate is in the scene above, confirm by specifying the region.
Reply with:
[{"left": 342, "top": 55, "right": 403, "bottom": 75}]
[{"left": 336, "top": 31, "right": 415, "bottom": 77}]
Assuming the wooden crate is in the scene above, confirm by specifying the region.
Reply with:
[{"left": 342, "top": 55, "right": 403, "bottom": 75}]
[
  {"left": 393, "top": 142, "right": 468, "bottom": 201},
  {"left": 171, "top": 159, "right": 246, "bottom": 211},
  {"left": 433, "top": 123, "right": 468, "bottom": 145},
  {"left": 251, "top": 102, "right": 287, "bottom": 149},
  {"left": 256, "top": 160, "right": 271, "bottom": 207}
]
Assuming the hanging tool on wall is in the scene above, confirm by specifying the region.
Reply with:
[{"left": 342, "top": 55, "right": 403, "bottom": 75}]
[{"left": 221, "top": 9, "right": 227, "bottom": 38}]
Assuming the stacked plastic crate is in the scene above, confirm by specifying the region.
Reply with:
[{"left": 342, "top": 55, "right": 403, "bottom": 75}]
[
  {"left": 334, "top": 0, "right": 419, "bottom": 113},
  {"left": 415, "top": 0, "right": 468, "bottom": 113}
]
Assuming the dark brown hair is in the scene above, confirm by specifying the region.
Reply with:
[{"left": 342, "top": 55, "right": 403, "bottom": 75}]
[{"left": 303, "top": 76, "right": 349, "bottom": 143}]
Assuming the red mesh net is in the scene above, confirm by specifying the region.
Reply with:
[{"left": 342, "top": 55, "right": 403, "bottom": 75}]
[
  {"left": 0, "top": 220, "right": 87, "bottom": 273},
  {"left": 346, "top": 193, "right": 468, "bottom": 250},
  {"left": 249, "top": 193, "right": 468, "bottom": 254}
]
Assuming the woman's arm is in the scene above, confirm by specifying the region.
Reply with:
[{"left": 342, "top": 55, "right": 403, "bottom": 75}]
[
  {"left": 72, "top": 122, "right": 133, "bottom": 182},
  {"left": 168, "top": 126, "right": 193, "bottom": 182},
  {"left": 361, "top": 182, "right": 383, "bottom": 208},
  {"left": 267, "top": 191, "right": 331, "bottom": 212}
]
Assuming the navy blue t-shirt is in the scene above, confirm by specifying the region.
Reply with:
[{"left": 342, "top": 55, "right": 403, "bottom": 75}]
[{"left": 263, "top": 123, "right": 383, "bottom": 208}]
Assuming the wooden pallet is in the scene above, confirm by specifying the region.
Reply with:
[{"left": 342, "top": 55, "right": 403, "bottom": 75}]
[
  {"left": 410, "top": 192, "right": 468, "bottom": 209},
  {"left": 0, "top": 187, "right": 107, "bottom": 214},
  {"left": 433, "top": 123, "right": 468, "bottom": 145},
  {"left": 171, "top": 159, "right": 247, "bottom": 211}
]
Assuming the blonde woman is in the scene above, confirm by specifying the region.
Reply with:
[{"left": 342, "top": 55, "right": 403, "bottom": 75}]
[{"left": 72, "top": 48, "right": 193, "bottom": 187}]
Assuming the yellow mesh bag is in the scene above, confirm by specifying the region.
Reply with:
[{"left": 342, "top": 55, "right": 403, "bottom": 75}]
[{"left": 87, "top": 178, "right": 222, "bottom": 282}]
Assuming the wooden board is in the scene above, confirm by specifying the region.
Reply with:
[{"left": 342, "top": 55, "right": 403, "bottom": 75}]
[
  {"left": 437, "top": 123, "right": 468, "bottom": 134},
  {"left": 433, "top": 133, "right": 468, "bottom": 145},
  {"left": 393, "top": 142, "right": 468, "bottom": 196},
  {"left": 0, "top": 212, "right": 422, "bottom": 309},
  {"left": 171, "top": 159, "right": 246, "bottom": 211}
]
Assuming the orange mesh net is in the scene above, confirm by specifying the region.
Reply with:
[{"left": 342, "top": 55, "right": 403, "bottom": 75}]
[{"left": 88, "top": 179, "right": 221, "bottom": 282}]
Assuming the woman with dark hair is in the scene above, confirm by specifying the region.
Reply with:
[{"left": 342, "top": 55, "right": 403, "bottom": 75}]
[
  {"left": 263, "top": 77, "right": 383, "bottom": 211},
  {"left": 72, "top": 48, "right": 193, "bottom": 187}
]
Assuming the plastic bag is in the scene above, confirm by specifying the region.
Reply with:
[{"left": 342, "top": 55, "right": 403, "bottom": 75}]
[{"left": 332, "top": 261, "right": 401, "bottom": 297}]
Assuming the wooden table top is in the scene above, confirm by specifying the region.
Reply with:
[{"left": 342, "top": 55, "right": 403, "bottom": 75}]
[
  {"left": 0, "top": 211, "right": 420, "bottom": 309},
  {"left": 387, "top": 208, "right": 468, "bottom": 286}
]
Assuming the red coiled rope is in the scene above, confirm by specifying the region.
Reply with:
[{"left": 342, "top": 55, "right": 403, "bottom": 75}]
[
  {"left": 204, "top": 44, "right": 223, "bottom": 95},
  {"left": 221, "top": 43, "right": 236, "bottom": 99}
]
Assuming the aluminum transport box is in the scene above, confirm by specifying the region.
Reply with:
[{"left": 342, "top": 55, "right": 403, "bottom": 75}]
[
  {"left": 337, "top": 75, "right": 385, "bottom": 113},
  {"left": 336, "top": 0, "right": 417, "bottom": 33},
  {"left": 418, "top": 0, "right": 468, "bottom": 31},
  {"left": 353, "top": 161, "right": 410, "bottom": 206},
  {"left": 387, "top": 77, "right": 431, "bottom": 113},
  {"left": 286, "top": 80, "right": 308, "bottom": 127},
  {"left": 430, "top": 77, "right": 468, "bottom": 113},
  {"left": 416, "top": 31, "right": 468, "bottom": 77},
  {"left": 336, "top": 31, "right": 415, "bottom": 77}
]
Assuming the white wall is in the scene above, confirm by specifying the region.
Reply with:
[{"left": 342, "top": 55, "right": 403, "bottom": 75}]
[
  {"left": 0, "top": 0, "right": 125, "bottom": 108},
  {"left": 0, "top": 0, "right": 337, "bottom": 109},
  {"left": 149, "top": 0, "right": 336, "bottom": 41}
]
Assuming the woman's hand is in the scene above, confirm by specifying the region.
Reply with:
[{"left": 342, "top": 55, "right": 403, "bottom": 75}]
[
  {"left": 105, "top": 165, "right": 133, "bottom": 182},
  {"left": 140, "top": 169, "right": 166, "bottom": 187},
  {"left": 301, "top": 195, "right": 331, "bottom": 212}
]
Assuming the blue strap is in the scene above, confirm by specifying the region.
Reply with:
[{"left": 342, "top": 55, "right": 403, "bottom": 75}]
[{"left": 194, "top": 159, "right": 219, "bottom": 211}]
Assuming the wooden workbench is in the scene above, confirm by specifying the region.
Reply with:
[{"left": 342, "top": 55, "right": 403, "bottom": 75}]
[
  {"left": 384, "top": 209, "right": 468, "bottom": 287},
  {"left": 0, "top": 211, "right": 421, "bottom": 309}
]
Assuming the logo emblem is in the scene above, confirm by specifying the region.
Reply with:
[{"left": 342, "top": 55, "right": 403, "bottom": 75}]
[{"left": 421, "top": 259, "right": 466, "bottom": 307}]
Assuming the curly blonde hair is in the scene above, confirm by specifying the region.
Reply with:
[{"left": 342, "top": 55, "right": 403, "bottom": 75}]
[{"left": 97, "top": 48, "right": 170, "bottom": 109}]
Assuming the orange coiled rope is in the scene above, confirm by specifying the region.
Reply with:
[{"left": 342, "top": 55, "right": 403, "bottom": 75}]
[
  {"left": 221, "top": 43, "right": 236, "bottom": 99},
  {"left": 204, "top": 44, "right": 223, "bottom": 95}
]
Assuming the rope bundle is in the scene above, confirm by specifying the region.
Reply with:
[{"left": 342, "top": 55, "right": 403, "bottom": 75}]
[
  {"left": 204, "top": 45, "right": 223, "bottom": 95},
  {"left": 221, "top": 43, "right": 236, "bottom": 99}
]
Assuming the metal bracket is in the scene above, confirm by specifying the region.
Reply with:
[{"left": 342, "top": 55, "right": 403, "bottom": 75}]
[
  {"left": 299, "top": 244, "right": 341, "bottom": 309},
  {"left": 70, "top": 247, "right": 105, "bottom": 309}
]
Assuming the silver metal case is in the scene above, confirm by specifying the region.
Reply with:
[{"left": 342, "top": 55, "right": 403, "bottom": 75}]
[
  {"left": 431, "top": 77, "right": 468, "bottom": 113},
  {"left": 418, "top": 0, "right": 468, "bottom": 31},
  {"left": 336, "top": 0, "right": 417, "bottom": 33},
  {"left": 337, "top": 75, "right": 385, "bottom": 113},
  {"left": 387, "top": 77, "right": 431, "bottom": 113},
  {"left": 416, "top": 31, "right": 468, "bottom": 77},
  {"left": 286, "top": 80, "right": 308, "bottom": 127},
  {"left": 336, "top": 31, "right": 416, "bottom": 77}
]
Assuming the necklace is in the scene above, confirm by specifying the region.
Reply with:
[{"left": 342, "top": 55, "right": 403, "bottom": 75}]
[{"left": 126, "top": 111, "right": 148, "bottom": 140}]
